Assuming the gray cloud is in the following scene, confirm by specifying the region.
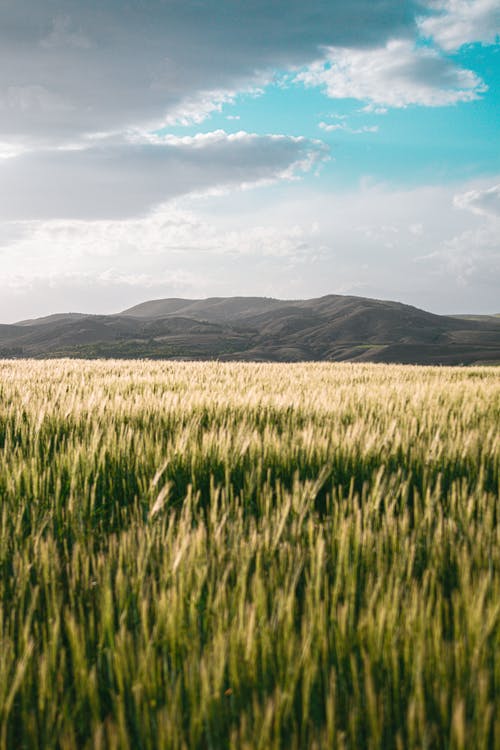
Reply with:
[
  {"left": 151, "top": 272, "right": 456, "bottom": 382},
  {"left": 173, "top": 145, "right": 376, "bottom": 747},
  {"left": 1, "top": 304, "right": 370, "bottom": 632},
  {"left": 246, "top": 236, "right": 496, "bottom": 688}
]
[
  {"left": 0, "top": 1, "right": 422, "bottom": 144},
  {"left": 0, "top": 131, "right": 328, "bottom": 219}
]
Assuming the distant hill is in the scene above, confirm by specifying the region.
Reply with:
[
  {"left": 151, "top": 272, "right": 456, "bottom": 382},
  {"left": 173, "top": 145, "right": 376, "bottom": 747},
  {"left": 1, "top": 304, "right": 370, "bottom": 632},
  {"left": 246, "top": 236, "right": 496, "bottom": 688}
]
[
  {"left": 15, "top": 312, "right": 88, "bottom": 327},
  {"left": 1, "top": 294, "right": 499, "bottom": 364},
  {"left": 121, "top": 296, "right": 290, "bottom": 322},
  {"left": 450, "top": 313, "right": 500, "bottom": 322}
]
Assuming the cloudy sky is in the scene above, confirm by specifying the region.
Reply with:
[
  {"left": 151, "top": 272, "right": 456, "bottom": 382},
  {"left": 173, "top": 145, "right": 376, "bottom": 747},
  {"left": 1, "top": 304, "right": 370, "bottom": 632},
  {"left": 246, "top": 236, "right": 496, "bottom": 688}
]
[{"left": 1, "top": 0, "right": 499, "bottom": 321}]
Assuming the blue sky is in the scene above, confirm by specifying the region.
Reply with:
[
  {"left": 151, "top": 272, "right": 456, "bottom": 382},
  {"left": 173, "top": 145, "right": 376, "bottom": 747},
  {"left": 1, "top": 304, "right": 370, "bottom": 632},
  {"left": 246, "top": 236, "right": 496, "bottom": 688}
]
[
  {"left": 0, "top": 1, "right": 499, "bottom": 320},
  {"left": 161, "top": 42, "right": 500, "bottom": 188}
]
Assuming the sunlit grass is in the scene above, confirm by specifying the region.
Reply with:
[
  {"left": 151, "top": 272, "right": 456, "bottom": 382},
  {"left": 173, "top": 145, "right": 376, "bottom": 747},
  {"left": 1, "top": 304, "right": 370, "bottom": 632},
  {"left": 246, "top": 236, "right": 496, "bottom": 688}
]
[{"left": 0, "top": 360, "right": 498, "bottom": 749}]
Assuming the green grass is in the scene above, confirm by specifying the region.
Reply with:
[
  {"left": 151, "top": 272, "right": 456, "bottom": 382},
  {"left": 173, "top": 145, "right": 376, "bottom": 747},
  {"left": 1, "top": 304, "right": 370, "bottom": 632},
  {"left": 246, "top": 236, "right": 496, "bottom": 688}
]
[{"left": 0, "top": 360, "right": 498, "bottom": 749}]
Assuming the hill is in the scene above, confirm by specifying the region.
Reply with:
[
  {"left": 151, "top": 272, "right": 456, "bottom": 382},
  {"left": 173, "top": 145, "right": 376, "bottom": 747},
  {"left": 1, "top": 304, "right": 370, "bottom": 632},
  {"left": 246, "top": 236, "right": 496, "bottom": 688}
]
[{"left": 1, "top": 294, "right": 499, "bottom": 364}]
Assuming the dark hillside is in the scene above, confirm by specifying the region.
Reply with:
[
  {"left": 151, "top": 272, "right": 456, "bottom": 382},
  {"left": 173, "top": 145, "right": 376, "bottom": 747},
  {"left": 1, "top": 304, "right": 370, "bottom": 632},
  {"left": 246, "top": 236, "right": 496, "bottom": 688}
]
[{"left": 2, "top": 294, "right": 499, "bottom": 364}]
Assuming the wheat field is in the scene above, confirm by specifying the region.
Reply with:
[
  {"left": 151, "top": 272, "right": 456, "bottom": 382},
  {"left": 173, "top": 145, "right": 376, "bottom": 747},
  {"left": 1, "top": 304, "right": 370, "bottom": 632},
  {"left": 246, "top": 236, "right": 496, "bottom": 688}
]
[{"left": 0, "top": 360, "right": 498, "bottom": 749}]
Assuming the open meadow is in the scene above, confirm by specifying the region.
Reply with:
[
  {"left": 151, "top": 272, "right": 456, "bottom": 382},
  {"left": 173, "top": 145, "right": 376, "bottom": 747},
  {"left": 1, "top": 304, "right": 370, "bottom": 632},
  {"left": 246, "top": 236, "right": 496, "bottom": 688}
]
[{"left": 0, "top": 360, "right": 498, "bottom": 749}]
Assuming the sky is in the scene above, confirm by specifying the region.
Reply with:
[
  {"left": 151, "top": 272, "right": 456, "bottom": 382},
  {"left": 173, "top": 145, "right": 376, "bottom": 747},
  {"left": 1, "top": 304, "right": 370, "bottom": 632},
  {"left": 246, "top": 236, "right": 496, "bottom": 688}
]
[{"left": 0, "top": 0, "right": 499, "bottom": 322}]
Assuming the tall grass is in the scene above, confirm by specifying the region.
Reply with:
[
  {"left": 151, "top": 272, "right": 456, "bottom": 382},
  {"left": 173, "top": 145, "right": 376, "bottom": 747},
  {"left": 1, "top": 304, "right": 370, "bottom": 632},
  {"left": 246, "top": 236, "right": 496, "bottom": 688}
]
[{"left": 0, "top": 360, "right": 498, "bottom": 749}]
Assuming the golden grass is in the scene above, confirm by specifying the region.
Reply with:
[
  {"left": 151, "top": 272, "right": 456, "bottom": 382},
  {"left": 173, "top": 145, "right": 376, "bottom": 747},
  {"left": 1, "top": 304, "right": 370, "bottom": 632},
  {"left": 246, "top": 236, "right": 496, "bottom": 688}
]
[{"left": 0, "top": 360, "right": 498, "bottom": 748}]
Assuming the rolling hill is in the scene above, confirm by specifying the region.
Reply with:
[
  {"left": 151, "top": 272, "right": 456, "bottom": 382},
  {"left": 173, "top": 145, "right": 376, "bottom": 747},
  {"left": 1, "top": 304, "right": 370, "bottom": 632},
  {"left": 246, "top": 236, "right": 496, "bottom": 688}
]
[{"left": 0, "top": 294, "right": 499, "bottom": 364}]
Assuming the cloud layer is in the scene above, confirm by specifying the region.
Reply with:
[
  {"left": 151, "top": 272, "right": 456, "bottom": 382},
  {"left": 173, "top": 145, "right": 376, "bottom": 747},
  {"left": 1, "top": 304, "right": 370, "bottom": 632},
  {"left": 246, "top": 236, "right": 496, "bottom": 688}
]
[
  {"left": 1, "top": 177, "right": 499, "bottom": 321},
  {"left": 0, "top": 131, "right": 327, "bottom": 220},
  {"left": 0, "top": 1, "right": 422, "bottom": 145}
]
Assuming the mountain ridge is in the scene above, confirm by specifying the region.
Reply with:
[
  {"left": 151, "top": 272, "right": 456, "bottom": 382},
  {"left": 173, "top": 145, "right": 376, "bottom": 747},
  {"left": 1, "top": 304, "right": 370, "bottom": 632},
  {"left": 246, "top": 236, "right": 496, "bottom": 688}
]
[{"left": 1, "top": 294, "right": 499, "bottom": 365}]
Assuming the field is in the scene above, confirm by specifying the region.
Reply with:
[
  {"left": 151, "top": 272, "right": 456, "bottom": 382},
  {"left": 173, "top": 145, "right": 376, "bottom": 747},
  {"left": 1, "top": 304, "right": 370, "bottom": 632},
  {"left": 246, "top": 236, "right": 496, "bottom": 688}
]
[{"left": 0, "top": 360, "right": 498, "bottom": 749}]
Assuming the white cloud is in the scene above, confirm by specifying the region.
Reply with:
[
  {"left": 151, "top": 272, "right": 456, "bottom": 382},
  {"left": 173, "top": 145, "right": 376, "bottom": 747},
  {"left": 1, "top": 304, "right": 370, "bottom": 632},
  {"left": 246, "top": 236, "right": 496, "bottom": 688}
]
[
  {"left": 0, "top": 199, "right": 328, "bottom": 319},
  {"left": 0, "top": 142, "right": 26, "bottom": 160},
  {"left": 319, "top": 122, "right": 379, "bottom": 134},
  {"left": 0, "top": 203, "right": 323, "bottom": 273},
  {"left": 297, "top": 39, "right": 486, "bottom": 107},
  {"left": 359, "top": 104, "right": 389, "bottom": 115},
  {"left": 415, "top": 223, "right": 500, "bottom": 289},
  {"left": 419, "top": 0, "right": 500, "bottom": 50},
  {"left": 454, "top": 184, "right": 500, "bottom": 218},
  {"left": 159, "top": 90, "right": 238, "bottom": 127}
]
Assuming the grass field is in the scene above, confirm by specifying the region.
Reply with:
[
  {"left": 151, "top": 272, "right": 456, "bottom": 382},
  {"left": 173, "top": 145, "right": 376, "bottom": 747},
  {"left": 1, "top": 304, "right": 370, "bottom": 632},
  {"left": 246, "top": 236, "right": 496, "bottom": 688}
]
[{"left": 0, "top": 360, "right": 498, "bottom": 749}]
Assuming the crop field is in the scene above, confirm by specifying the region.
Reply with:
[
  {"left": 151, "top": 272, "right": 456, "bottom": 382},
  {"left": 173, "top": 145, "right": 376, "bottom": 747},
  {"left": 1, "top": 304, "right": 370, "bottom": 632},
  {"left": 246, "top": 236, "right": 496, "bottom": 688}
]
[{"left": 0, "top": 360, "right": 498, "bottom": 749}]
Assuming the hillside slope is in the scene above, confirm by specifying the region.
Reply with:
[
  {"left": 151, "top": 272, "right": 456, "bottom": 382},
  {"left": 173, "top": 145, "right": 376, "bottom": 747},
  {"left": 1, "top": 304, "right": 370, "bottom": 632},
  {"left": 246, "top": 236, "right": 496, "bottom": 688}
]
[{"left": 1, "top": 294, "right": 499, "bottom": 364}]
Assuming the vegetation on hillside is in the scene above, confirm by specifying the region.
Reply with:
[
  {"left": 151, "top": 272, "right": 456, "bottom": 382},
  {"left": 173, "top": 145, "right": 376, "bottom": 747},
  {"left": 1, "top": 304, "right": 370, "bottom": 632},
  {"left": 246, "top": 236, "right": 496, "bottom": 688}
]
[{"left": 2, "top": 294, "right": 500, "bottom": 364}]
